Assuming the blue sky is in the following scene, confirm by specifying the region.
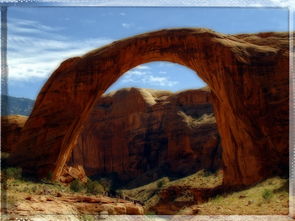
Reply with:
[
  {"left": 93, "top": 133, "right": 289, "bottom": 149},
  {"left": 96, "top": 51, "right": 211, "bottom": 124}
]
[{"left": 6, "top": 7, "right": 289, "bottom": 99}]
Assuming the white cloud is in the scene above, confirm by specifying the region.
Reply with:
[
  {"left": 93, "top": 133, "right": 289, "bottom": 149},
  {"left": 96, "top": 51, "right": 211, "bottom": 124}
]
[
  {"left": 128, "top": 70, "right": 147, "bottom": 76},
  {"left": 7, "top": 18, "right": 179, "bottom": 89},
  {"left": 268, "top": 0, "right": 294, "bottom": 8},
  {"left": 10, "top": 18, "right": 57, "bottom": 32},
  {"left": 121, "top": 66, "right": 178, "bottom": 87},
  {"left": 159, "top": 71, "right": 167, "bottom": 74},
  {"left": 7, "top": 19, "right": 112, "bottom": 80},
  {"left": 119, "top": 12, "right": 127, "bottom": 16},
  {"left": 122, "top": 23, "right": 133, "bottom": 29},
  {"left": 136, "top": 65, "right": 150, "bottom": 70},
  {"left": 144, "top": 76, "right": 178, "bottom": 87}
]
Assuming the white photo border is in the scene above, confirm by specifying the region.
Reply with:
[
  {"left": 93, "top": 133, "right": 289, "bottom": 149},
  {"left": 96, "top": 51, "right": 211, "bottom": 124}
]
[{"left": 0, "top": 0, "right": 294, "bottom": 220}]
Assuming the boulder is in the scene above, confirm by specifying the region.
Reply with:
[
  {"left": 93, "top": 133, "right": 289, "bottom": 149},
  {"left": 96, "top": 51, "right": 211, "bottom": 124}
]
[{"left": 59, "top": 165, "right": 88, "bottom": 183}]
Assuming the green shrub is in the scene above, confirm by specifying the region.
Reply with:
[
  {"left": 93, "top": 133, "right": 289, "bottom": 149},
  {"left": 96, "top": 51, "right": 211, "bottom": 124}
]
[
  {"left": 79, "top": 214, "right": 96, "bottom": 221},
  {"left": 4, "top": 167, "right": 22, "bottom": 179},
  {"left": 86, "top": 180, "right": 105, "bottom": 195},
  {"left": 31, "top": 186, "right": 38, "bottom": 193},
  {"left": 203, "top": 169, "right": 214, "bottom": 177},
  {"left": 211, "top": 194, "right": 223, "bottom": 202},
  {"left": 1, "top": 152, "right": 10, "bottom": 159},
  {"left": 146, "top": 210, "right": 156, "bottom": 215},
  {"left": 157, "top": 180, "right": 166, "bottom": 188},
  {"left": 262, "top": 189, "right": 273, "bottom": 201},
  {"left": 70, "top": 179, "right": 85, "bottom": 192},
  {"left": 22, "top": 186, "right": 30, "bottom": 193},
  {"left": 98, "top": 178, "right": 112, "bottom": 192},
  {"left": 116, "top": 189, "right": 124, "bottom": 198}
]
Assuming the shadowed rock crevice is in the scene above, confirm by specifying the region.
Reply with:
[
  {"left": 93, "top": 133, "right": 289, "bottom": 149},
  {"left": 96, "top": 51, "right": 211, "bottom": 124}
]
[
  {"left": 9, "top": 28, "right": 289, "bottom": 187},
  {"left": 68, "top": 88, "right": 221, "bottom": 185}
]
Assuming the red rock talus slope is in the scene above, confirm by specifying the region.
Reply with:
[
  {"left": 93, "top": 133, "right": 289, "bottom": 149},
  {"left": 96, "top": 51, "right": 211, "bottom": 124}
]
[
  {"left": 9, "top": 29, "right": 289, "bottom": 187},
  {"left": 68, "top": 88, "right": 221, "bottom": 182},
  {"left": 1, "top": 115, "right": 28, "bottom": 153}
]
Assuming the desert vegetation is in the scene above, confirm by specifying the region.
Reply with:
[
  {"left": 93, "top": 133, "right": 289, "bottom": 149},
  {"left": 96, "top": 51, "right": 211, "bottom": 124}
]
[
  {"left": 1, "top": 163, "right": 288, "bottom": 216},
  {"left": 118, "top": 170, "right": 288, "bottom": 215}
]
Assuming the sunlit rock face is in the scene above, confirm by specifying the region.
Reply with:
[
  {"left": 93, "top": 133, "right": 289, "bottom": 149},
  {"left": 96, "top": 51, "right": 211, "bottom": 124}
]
[
  {"left": 68, "top": 88, "right": 221, "bottom": 182},
  {"left": 9, "top": 29, "right": 289, "bottom": 187}
]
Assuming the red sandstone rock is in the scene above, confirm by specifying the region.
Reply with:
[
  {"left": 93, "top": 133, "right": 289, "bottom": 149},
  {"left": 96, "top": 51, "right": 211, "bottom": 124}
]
[
  {"left": 59, "top": 165, "right": 88, "bottom": 183},
  {"left": 8, "top": 193, "right": 144, "bottom": 216},
  {"left": 152, "top": 185, "right": 224, "bottom": 214},
  {"left": 68, "top": 88, "right": 221, "bottom": 181},
  {"left": 9, "top": 28, "right": 290, "bottom": 187},
  {"left": 1, "top": 115, "right": 28, "bottom": 153}
]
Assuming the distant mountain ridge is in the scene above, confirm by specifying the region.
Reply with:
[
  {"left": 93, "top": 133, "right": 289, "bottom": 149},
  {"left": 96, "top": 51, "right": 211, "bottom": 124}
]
[{"left": 1, "top": 95, "right": 34, "bottom": 116}]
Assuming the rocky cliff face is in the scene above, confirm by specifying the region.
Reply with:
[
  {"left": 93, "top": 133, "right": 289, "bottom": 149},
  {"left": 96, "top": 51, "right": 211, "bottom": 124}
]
[
  {"left": 1, "top": 115, "right": 28, "bottom": 153},
  {"left": 68, "top": 88, "right": 221, "bottom": 182}
]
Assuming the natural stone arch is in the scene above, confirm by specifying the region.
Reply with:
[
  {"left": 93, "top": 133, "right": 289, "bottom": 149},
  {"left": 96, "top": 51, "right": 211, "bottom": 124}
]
[{"left": 10, "top": 28, "right": 289, "bottom": 187}]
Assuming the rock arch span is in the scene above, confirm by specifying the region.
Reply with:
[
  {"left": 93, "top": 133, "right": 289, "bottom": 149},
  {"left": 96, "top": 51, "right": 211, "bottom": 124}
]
[{"left": 10, "top": 28, "right": 289, "bottom": 187}]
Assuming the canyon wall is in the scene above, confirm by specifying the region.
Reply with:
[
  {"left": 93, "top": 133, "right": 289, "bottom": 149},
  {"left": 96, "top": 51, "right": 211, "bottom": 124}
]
[{"left": 68, "top": 88, "right": 221, "bottom": 181}]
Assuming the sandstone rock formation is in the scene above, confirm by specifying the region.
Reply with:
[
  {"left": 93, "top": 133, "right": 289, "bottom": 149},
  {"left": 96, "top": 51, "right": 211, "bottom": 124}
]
[
  {"left": 152, "top": 185, "right": 222, "bottom": 215},
  {"left": 59, "top": 165, "right": 88, "bottom": 183},
  {"left": 6, "top": 193, "right": 144, "bottom": 216},
  {"left": 9, "top": 29, "right": 290, "bottom": 187},
  {"left": 1, "top": 115, "right": 28, "bottom": 153},
  {"left": 68, "top": 87, "right": 221, "bottom": 182}
]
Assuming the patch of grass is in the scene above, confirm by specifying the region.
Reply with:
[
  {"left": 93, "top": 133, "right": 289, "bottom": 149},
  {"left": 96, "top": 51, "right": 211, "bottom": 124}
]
[
  {"left": 203, "top": 169, "right": 214, "bottom": 177},
  {"left": 5, "top": 176, "right": 71, "bottom": 196},
  {"left": 157, "top": 178, "right": 169, "bottom": 188},
  {"left": 70, "top": 179, "right": 85, "bottom": 193},
  {"left": 146, "top": 211, "right": 156, "bottom": 215},
  {"left": 195, "top": 177, "right": 288, "bottom": 215},
  {"left": 262, "top": 189, "right": 273, "bottom": 201},
  {"left": 79, "top": 214, "right": 96, "bottom": 221},
  {"left": 118, "top": 170, "right": 222, "bottom": 213},
  {"left": 120, "top": 174, "right": 287, "bottom": 215},
  {"left": 97, "top": 178, "right": 112, "bottom": 192},
  {"left": 31, "top": 185, "right": 37, "bottom": 193},
  {"left": 167, "top": 169, "right": 223, "bottom": 188},
  {"left": 86, "top": 180, "right": 105, "bottom": 195},
  {"left": 210, "top": 194, "right": 223, "bottom": 203},
  {"left": 4, "top": 167, "right": 22, "bottom": 179}
]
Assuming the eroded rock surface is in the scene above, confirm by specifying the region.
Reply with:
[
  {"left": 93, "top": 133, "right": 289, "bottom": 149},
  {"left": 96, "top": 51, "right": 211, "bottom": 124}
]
[
  {"left": 9, "top": 29, "right": 290, "bottom": 187},
  {"left": 59, "top": 165, "right": 88, "bottom": 183},
  {"left": 1, "top": 115, "right": 28, "bottom": 153},
  {"left": 5, "top": 193, "right": 144, "bottom": 216},
  {"left": 68, "top": 88, "right": 221, "bottom": 182}
]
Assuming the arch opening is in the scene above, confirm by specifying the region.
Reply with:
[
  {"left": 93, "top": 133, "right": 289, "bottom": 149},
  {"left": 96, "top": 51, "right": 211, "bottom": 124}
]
[
  {"left": 105, "top": 61, "right": 206, "bottom": 93},
  {"left": 66, "top": 61, "right": 222, "bottom": 187}
]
